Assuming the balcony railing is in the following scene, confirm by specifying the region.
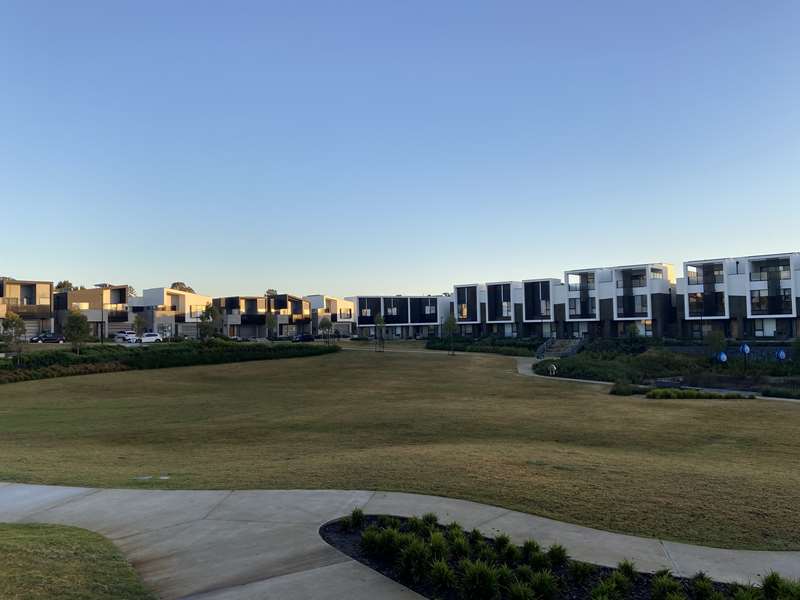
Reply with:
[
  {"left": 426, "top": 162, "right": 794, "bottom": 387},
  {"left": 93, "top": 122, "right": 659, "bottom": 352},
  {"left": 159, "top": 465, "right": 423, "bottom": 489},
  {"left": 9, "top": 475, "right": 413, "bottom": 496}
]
[
  {"left": 749, "top": 270, "right": 791, "bottom": 282},
  {"left": 568, "top": 284, "right": 595, "bottom": 292},
  {"left": 616, "top": 280, "right": 647, "bottom": 288},
  {"left": 687, "top": 275, "right": 724, "bottom": 285}
]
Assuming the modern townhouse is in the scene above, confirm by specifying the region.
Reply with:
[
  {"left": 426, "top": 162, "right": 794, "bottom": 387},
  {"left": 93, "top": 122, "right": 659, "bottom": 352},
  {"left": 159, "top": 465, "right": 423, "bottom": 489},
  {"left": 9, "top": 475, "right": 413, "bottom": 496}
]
[
  {"left": 484, "top": 281, "right": 525, "bottom": 337},
  {"left": 563, "top": 263, "right": 675, "bottom": 338},
  {"left": 677, "top": 253, "right": 800, "bottom": 339},
  {"left": 304, "top": 295, "right": 355, "bottom": 337},
  {"left": 271, "top": 293, "right": 312, "bottom": 338},
  {"left": 453, "top": 283, "right": 485, "bottom": 336},
  {"left": 0, "top": 278, "right": 54, "bottom": 337},
  {"left": 128, "top": 287, "right": 212, "bottom": 339},
  {"left": 521, "top": 278, "right": 563, "bottom": 339},
  {"left": 54, "top": 284, "right": 131, "bottom": 338},
  {"left": 349, "top": 294, "right": 450, "bottom": 338},
  {"left": 212, "top": 296, "right": 270, "bottom": 339}
]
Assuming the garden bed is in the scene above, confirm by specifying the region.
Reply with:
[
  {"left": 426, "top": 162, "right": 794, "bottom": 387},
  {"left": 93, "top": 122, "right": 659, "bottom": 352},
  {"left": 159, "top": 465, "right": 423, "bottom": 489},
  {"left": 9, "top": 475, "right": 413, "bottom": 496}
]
[{"left": 320, "top": 511, "right": 793, "bottom": 600}]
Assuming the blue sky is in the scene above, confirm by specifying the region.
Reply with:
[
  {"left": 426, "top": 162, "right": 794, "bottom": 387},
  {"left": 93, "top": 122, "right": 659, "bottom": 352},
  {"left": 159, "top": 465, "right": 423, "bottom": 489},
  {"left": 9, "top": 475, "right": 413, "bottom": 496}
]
[{"left": 2, "top": 1, "right": 798, "bottom": 297}]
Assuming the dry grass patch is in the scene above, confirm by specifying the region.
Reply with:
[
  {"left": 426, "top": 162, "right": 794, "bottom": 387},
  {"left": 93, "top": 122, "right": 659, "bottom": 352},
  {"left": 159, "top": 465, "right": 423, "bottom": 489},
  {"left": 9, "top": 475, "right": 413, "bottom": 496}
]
[{"left": 0, "top": 350, "right": 798, "bottom": 549}]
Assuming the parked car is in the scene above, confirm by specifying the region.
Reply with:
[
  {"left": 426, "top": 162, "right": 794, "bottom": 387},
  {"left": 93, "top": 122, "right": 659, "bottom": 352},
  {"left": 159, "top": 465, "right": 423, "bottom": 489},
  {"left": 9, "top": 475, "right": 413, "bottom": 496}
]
[
  {"left": 136, "top": 332, "right": 163, "bottom": 344},
  {"left": 30, "top": 332, "right": 65, "bottom": 344},
  {"left": 114, "top": 330, "right": 137, "bottom": 343},
  {"left": 292, "top": 333, "right": 315, "bottom": 343}
]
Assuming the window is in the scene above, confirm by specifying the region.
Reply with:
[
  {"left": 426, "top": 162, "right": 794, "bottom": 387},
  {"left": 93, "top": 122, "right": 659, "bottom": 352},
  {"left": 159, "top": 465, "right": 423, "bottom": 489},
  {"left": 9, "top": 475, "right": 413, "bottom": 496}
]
[
  {"left": 360, "top": 308, "right": 371, "bottom": 317},
  {"left": 644, "top": 320, "right": 653, "bottom": 337},
  {"left": 539, "top": 299, "right": 550, "bottom": 317},
  {"left": 424, "top": 304, "right": 436, "bottom": 315},
  {"left": 650, "top": 268, "right": 663, "bottom": 279},
  {"left": 385, "top": 306, "right": 398, "bottom": 316},
  {"left": 501, "top": 301, "right": 511, "bottom": 317},
  {"left": 458, "top": 303, "right": 468, "bottom": 319},
  {"left": 569, "top": 297, "right": 596, "bottom": 317},
  {"left": 753, "top": 319, "right": 765, "bottom": 337},
  {"left": 339, "top": 308, "right": 352, "bottom": 319}
]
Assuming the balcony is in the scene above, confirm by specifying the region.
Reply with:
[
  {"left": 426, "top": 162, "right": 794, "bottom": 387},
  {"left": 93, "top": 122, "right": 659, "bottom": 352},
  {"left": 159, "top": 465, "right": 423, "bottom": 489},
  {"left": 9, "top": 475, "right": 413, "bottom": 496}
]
[
  {"left": 616, "top": 280, "right": 647, "bottom": 288},
  {"left": 749, "top": 270, "right": 791, "bottom": 282},
  {"left": 568, "top": 284, "right": 595, "bottom": 292},
  {"left": 0, "top": 298, "right": 52, "bottom": 319},
  {"left": 687, "top": 275, "right": 724, "bottom": 286}
]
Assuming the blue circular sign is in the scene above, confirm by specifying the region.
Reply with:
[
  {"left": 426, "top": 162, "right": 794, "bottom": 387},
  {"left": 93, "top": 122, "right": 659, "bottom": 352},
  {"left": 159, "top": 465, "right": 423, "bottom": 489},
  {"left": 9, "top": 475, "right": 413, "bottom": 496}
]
[
  {"left": 776, "top": 349, "right": 787, "bottom": 361},
  {"left": 740, "top": 343, "right": 751, "bottom": 355},
  {"left": 718, "top": 351, "right": 728, "bottom": 363}
]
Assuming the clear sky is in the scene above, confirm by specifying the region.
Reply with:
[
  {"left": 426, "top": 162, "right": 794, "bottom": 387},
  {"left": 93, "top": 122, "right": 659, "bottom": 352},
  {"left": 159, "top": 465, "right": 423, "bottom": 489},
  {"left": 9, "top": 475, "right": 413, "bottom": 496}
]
[{"left": 2, "top": 1, "right": 798, "bottom": 298}]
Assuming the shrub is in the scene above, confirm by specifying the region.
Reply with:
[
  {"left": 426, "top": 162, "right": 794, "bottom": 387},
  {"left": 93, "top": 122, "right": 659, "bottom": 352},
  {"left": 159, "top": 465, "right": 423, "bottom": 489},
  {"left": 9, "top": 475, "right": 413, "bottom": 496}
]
[
  {"left": 761, "top": 572, "right": 785, "bottom": 600},
  {"left": 496, "top": 564, "right": 515, "bottom": 591},
  {"left": 690, "top": 572, "right": 715, "bottom": 600},
  {"left": 499, "top": 542, "right": 522, "bottom": 565},
  {"left": 449, "top": 533, "right": 471, "bottom": 560},
  {"left": 397, "top": 538, "right": 430, "bottom": 584},
  {"left": 349, "top": 507, "right": 365, "bottom": 530},
  {"left": 569, "top": 560, "right": 596, "bottom": 583},
  {"left": 406, "top": 516, "right": 429, "bottom": 538},
  {"left": 430, "top": 558, "right": 456, "bottom": 592},
  {"left": 522, "top": 539, "right": 541, "bottom": 562},
  {"left": 617, "top": 559, "right": 637, "bottom": 582},
  {"left": 376, "top": 527, "right": 404, "bottom": 561},
  {"left": 508, "top": 581, "right": 536, "bottom": 600},
  {"left": 445, "top": 521, "right": 464, "bottom": 540},
  {"left": 610, "top": 382, "right": 649, "bottom": 396},
  {"left": 494, "top": 533, "right": 512, "bottom": 552},
  {"left": 515, "top": 564, "right": 535, "bottom": 583},
  {"left": 421, "top": 512, "right": 439, "bottom": 527},
  {"left": 459, "top": 559, "right": 500, "bottom": 600},
  {"left": 378, "top": 515, "right": 402, "bottom": 530},
  {"left": 592, "top": 576, "right": 622, "bottom": 600},
  {"left": 546, "top": 544, "right": 569, "bottom": 567},
  {"left": 360, "top": 526, "right": 381, "bottom": 556},
  {"left": 760, "top": 387, "right": 800, "bottom": 399},
  {"left": 646, "top": 388, "right": 755, "bottom": 400},
  {"left": 474, "top": 539, "right": 498, "bottom": 564},
  {"left": 530, "top": 569, "right": 559, "bottom": 600},
  {"left": 527, "top": 549, "right": 551, "bottom": 572},
  {"left": 606, "top": 571, "right": 633, "bottom": 597},
  {"left": 652, "top": 574, "right": 683, "bottom": 600},
  {"left": 731, "top": 585, "right": 761, "bottom": 600},
  {"left": 469, "top": 528, "right": 485, "bottom": 545},
  {"left": 429, "top": 531, "right": 448, "bottom": 561}
]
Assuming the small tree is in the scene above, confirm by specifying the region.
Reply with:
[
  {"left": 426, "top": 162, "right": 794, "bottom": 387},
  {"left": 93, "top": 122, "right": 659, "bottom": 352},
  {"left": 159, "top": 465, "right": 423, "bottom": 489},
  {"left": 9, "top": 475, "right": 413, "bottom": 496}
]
[
  {"left": 198, "top": 303, "right": 220, "bottom": 341},
  {"left": 705, "top": 329, "right": 727, "bottom": 356},
  {"left": 170, "top": 281, "right": 196, "bottom": 294},
  {"left": 625, "top": 323, "right": 641, "bottom": 339},
  {"left": 374, "top": 314, "right": 385, "bottom": 352},
  {"left": 55, "top": 280, "right": 76, "bottom": 292},
  {"left": 442, "top": 314, "right": 458, "bottom": 356},
  {"left": 792, "top": 337, "right": 800, "bottom": 363},
  {"left": 127, "top": 285, "right": 137, "bottom": 298},
  {"left": 319, "top": 316, "right": 333, "bottom": 344},
  {"left": 63, "top": 309, "right": 91, "bottom": 355},
  {"left": 133, "top": 314, "right": 148, "bottom": 337},
  {"left": 265, "top": 312, "right": 278, "bottom": 341},
  {"left": 1, "top": 311, "right": 27, "bottom": 366}
]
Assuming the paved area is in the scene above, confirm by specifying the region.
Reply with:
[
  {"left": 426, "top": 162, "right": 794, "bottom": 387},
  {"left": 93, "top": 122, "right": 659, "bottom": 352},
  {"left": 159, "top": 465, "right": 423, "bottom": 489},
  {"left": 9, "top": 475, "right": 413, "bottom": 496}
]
[{"left": 1, "top": 483, "right": 798, "bottom": 599}]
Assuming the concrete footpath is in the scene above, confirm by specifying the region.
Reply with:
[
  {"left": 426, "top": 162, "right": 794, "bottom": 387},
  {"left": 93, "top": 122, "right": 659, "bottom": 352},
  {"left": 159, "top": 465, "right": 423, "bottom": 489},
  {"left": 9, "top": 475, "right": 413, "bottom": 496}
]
[{"left": 1, "top": 484, "right": 798, "bottom": 599}]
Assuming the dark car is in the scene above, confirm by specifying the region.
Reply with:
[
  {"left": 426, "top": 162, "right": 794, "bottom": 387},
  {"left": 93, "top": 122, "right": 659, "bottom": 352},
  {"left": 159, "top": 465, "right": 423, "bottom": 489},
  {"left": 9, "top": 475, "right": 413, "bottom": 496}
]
[
  {"left": 292, "top": 333, "right": 315, "bottom": 343},
  {"left": 30, "top": 332, "right": 66, "bottom": 344}
]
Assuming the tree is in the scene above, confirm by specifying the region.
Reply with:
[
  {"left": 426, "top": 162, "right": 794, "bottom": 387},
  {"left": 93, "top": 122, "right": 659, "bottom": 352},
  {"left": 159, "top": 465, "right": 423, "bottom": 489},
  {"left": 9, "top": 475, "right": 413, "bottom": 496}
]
[
  {"left": 705, "top": 329, "right": 727, "bottom": 356},
  {"left": 127, "top": 286, "right": 137, "bottom": 298},
  {"left": 442, "top": 314, "right": 458, "bottom": 356},
  {"left": 374, "top": 314, "right": 385, "bottom": 352},
  {"left": 55, "top": 280, "right": 76, "bottom": 292},
  {"left": 265, "top": 288, "right": 278, "bottom": 297},
  {"left": 198, "top": 303, "right": 220, "bottom": 341},
  {"left": 170, "top": 282, "right": 196, "bottom": 294},
  {"left": 133, "top": 314, "right": 148, "bottom": 337},
  {"left": 625, "top": 323, "right": 641, "bottom": 338},
  {"left": 265, "top": 311, "right": 278, "bottom": 341},
  {"left": 319, "top": 316, "right": 333, "bottom": 344},
  {"left": 63, "top": 309, "right": 91, "bottom": 355},
  {"left": 1, "top": 311, "right": 26, "bottom": 365}
]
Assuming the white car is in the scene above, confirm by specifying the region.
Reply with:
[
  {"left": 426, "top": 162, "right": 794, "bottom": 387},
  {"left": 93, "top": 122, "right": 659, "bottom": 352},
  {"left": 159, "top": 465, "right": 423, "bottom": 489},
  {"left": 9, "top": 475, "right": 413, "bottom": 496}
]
[
  {"left": 114, "top": 330, "right": 137, "bottom": 343},
  {"left": 136, "top": 332, "right": 163, "bottom": 344}
]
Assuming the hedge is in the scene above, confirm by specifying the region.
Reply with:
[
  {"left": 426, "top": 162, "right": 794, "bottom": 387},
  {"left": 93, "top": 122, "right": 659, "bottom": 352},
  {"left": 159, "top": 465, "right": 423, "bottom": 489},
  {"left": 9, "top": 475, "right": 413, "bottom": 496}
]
[{"left": 0, "top": 341, "right": 339, "bottom": 385}]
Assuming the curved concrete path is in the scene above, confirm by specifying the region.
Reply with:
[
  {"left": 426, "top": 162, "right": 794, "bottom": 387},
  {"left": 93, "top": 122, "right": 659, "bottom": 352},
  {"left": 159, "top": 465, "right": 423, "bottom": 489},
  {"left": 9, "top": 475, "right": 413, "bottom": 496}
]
[{"left": 1, "top": 484, "right": 798, "bottom": 599}]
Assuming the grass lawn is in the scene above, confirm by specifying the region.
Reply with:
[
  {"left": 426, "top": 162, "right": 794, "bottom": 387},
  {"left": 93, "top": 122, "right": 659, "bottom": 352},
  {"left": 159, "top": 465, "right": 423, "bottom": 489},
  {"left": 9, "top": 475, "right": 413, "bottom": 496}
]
[
  {"left": 0, "top": 524, "right": 154, "bottom": 600},
  {"left": 0, "top": 350, "right": 798, "bottom": 550}
]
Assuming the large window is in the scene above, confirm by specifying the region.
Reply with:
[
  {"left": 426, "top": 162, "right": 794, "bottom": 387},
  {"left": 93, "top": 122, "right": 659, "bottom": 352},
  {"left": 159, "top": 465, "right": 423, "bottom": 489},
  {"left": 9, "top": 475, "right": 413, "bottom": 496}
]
[
  {"left": 751, "top": 289, "right": 792, "bottom": 315},
  {"left": 687, "top": 264, "right": 724, "bottom": 286},
  {"left": 569, "top": 297, "right": 596, "bottom": 318}
]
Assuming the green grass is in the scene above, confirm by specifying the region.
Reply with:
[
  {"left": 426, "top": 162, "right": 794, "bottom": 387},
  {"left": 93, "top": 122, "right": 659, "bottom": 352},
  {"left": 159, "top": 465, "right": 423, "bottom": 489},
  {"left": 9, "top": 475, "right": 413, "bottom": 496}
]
[
  {"left": 0, "top": 350, "right": 798, "bottom": 550},
  {"left": 0, "top": 524, "right": 155, "bottom": 600}
]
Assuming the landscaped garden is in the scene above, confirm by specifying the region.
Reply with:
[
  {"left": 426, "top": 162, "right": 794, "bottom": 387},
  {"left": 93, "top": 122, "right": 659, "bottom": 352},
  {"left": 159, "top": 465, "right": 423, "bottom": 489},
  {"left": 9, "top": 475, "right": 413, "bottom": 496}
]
[
  {"left": 0, "top": 523, "right": 155, "bottom": 600},
  {"left": 534, "top": 337, "right": 800, "bottom": 399},
  {"left": 0, "top": 350, "right": 798, "bottom": 550},
  {"left": 322, "top": 509, "right": 800, "bottom": 600}
]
